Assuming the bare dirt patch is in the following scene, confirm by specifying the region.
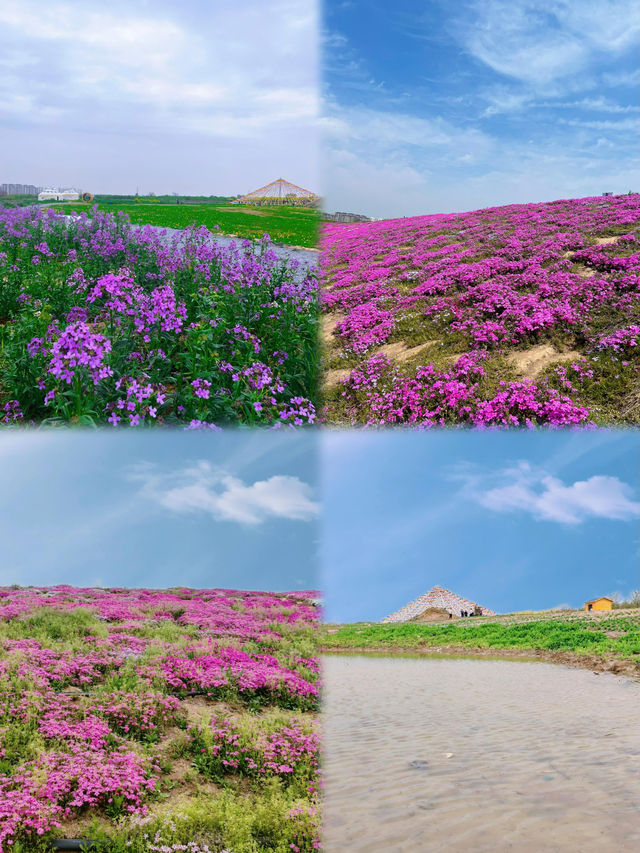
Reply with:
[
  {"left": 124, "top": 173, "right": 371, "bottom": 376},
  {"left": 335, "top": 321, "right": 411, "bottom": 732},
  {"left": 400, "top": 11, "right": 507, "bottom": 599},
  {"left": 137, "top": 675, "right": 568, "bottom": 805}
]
[
  {"left": 594, "top": 236, "right": 619, "bottom": 245},
  {"left": 146, "top": 779, "right": 222, "bottom": 818},
  {"left": 574, "top": 264, "right": 597, "bottom": 278},
  {"left": 322, "top": 312, "right": 345, "bottom": 346},
  {"left": 56, "top": 813, "right": 110, "bottom": 839},
  {"left": 168, "top": 756, "right": 194, "bottom": 784},
  {"left": 375, "top": 340, "right": 440, "bottom": 363},
  {"left": 443, "top": 352, "right": 467, "bottom": 364},
  {"left": 508, "top": 344, "right": 582, "bottom": 379},
  {"left": 324, "top": 368, "right": 352, "bottom": 389}
]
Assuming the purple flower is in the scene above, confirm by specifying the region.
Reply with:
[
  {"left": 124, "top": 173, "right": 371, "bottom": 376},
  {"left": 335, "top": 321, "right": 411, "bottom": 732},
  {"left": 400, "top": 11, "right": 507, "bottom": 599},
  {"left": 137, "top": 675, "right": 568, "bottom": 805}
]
[
  {"left": 191, "top": 378, "right": 212, "bottom": 399},
  {"left": 47, "top": 322, "right": 113, "bottom": 387}
]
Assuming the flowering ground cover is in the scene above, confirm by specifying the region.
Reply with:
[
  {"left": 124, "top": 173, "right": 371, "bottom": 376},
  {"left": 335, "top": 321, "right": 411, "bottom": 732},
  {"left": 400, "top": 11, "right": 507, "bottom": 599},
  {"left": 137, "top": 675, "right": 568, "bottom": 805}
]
[
  {"left": 0, "top": 586, "right": 321, "bottom": 852},
  {"left": 57, "top": 203, "right": 320, "bottom": 249},
  {"left": 0, "top": 205, "right": 318, "bottom": 428},
  {"left": 321, "top": 194, "right": 639, "bottom": 427}
]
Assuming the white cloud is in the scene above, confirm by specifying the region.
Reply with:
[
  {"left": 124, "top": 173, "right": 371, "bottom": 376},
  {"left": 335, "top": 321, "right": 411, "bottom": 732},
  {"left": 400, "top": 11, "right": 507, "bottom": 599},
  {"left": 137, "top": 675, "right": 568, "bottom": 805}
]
[
  {"left": 322, "top": 1, "right": 638, "bottom": 217},
  {"left": 323, "top": 30, "right": 348, "bottom": 49},
  {"left": 323, "top": 126, "right": 637, "bottom": 218},
  {"left": 602, "top": 68, "right": 640, "bottom": 88},
  {"left": 0, "top": 2, "right": 186, "bottom": 62},
  {"left": 0, "top": 0, "right": 318, "bottom": 125},
  {"left": 459, "top": 0, "right": 639, "bottom": 88},
  {"left": 459, "top": 461, "right": 640, "bottom": 524},
  {"left": 324, "top": 103, "right": 491, "bottom": 152},
  {"left": 0, "top": 0, "right": 319, "bottom": 192},
  {"left": 481, "top": 92, "right": 639, "bottom": 118},
  {"left": 559, "top": 117, "right": 639, "bottom": 131},
  {"left": 131, "top": 461, "right": 319, "bottom": 526},
  {"left": 323, "top": 88, "right": 638, "bottom": 217},
  {"left": 481, "top": 89, "right": 534, "bottom": 117},
  {"left": 559, "top": 97, "right": 638, "bottom": 114}
]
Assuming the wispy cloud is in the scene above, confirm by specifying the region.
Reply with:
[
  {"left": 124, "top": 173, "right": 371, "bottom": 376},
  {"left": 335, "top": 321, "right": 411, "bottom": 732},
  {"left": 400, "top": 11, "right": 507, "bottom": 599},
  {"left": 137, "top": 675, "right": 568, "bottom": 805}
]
[
  {"left": 130, "top": 461, "right": 319, "bottom": 526},
  {"left": 480, "top": 92, "right": 640, "bottom": 119},
  {"left": 559, "top": 117, "right": 639, "bottom": 131},
  {"left": 324, "top": 108, "right": 637, "bottom": 217},
  {"left": 324, "top": 0, "right": 638, "bottom": 216},
  {"left": 457, "top": 0, "right": 638, "bottom": 88},
  {"left": 455, "top": 461, "right": 640, "bottom": 524},
  {"left": 325, "top": 102, "right": 492, "bottom": 151}
]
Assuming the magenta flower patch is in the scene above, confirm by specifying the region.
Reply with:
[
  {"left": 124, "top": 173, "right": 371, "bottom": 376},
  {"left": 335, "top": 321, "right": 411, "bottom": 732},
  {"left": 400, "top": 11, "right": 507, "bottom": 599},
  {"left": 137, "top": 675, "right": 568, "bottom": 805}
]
[
  {"left": 0, "top": 585, "right": 320, "bottom": 847},
  {"left": 322, "top": 193, "right": 639, "bottom": 426}
]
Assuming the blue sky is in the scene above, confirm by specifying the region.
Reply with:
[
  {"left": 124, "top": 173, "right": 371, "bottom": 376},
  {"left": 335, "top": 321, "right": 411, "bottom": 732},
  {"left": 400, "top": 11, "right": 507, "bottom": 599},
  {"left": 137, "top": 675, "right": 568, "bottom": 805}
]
[
  {"left": 0, "top": 0, "right": 318, "bottom": 195},
  {"left": 323, "top": 0, "right": 639, "bottom": 217},
  {"left": 322, "top": 430, "right": 640, "bottom": 622},
  {"left": 0, "top": 431, "right": 319, "bottom": 591}
]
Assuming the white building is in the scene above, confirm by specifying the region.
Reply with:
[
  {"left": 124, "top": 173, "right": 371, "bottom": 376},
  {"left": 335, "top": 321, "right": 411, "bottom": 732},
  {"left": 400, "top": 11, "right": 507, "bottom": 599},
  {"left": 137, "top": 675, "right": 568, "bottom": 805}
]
[{"left": 38, "top": 188, "right": 80, "bottom": 201}]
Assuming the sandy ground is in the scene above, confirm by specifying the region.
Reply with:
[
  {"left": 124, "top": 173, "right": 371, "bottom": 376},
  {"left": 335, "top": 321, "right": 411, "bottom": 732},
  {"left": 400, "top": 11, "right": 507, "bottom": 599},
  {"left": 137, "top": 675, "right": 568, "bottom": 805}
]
[
  {"left": 321, "top": 644, "right": 639, "bottom": 678},
  {"left": 507, "top": 343, "right": 582, "bottom": 379},
  {"left": 323, "top": 656, "right": 640, "bottom": 853}
]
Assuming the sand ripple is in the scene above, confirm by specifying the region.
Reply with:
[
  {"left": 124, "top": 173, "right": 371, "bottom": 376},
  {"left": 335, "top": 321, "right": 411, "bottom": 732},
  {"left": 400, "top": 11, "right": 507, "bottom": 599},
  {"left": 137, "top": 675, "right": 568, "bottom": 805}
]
[{"left": 323, "top": 656, "right": 640, "bottom": 852}]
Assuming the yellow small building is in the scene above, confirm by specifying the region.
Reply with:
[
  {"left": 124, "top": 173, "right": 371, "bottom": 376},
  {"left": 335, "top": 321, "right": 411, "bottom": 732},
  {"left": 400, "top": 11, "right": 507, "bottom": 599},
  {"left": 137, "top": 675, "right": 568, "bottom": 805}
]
[{"left": 584, "top": 597, "right": 613, "bottom": 612}]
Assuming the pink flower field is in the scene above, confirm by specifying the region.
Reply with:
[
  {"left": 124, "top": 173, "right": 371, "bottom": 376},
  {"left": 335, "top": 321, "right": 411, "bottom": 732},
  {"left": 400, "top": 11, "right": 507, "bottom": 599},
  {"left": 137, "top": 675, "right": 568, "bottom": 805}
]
[
  {"left": 0, "top": 586, "right": 321, "bottom": 853},
  {"left": 321, "top": 193, "right": 639, "bottom": 427}
]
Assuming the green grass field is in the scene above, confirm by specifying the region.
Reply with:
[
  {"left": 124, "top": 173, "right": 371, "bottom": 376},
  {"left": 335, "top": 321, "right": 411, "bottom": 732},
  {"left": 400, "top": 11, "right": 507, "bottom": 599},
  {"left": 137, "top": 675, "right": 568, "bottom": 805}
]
[
  {"left": 322, "top": 610, "right": 639, "bottom": 669},
  {"left": 58, "top": 199, "right": 320, "bottom": 247}
]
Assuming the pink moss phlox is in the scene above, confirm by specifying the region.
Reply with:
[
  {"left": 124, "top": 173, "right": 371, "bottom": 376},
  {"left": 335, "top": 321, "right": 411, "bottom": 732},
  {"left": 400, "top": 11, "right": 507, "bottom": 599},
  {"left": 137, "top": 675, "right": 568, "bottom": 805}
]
[{"left": 322, "top": 193, "right": 640, "bottom": 424}]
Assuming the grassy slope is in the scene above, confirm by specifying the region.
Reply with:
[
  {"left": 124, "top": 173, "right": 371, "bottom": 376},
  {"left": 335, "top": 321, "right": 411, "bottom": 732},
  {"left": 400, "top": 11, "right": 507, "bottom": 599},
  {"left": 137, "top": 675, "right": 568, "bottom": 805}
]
[
  {"left": 1, "top": 605, "right": 319, "bottom": 852},
  {"left": 59, "top": 201, "right": 320, "bottom": 247},
  {"left": 321, "top": 610, "right": 639, "bottom": 674}
]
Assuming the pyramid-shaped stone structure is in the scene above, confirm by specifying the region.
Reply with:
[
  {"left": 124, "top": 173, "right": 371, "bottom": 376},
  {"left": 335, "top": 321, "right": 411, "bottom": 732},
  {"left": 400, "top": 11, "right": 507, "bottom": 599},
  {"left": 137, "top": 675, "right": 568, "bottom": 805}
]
[{"left": 382, "top": 585, "right": 496, "bottom": 622}]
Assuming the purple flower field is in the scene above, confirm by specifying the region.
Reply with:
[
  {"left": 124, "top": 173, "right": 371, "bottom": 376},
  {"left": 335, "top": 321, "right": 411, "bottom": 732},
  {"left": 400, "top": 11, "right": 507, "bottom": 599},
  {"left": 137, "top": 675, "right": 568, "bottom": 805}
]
[
  {"left": 321, "top": 194, "right": 639, "bottom": 427},
  {"left": 0, "top": 206, "right": 318, "bottom": 429},
  {"left": 0, "top": 586, "right": 320, "bottom": 852}
]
